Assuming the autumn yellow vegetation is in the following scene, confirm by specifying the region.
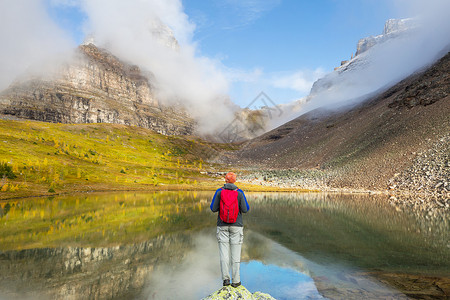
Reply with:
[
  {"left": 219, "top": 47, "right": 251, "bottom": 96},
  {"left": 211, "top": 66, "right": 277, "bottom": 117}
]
[{"left": 0, "top": 120, "right": 228, "bottom": 199}]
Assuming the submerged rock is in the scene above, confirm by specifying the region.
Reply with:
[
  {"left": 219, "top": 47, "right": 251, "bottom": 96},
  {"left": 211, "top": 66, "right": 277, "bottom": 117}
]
[{"left": 202, "top": 285, "right": 276, "bottom": 300}]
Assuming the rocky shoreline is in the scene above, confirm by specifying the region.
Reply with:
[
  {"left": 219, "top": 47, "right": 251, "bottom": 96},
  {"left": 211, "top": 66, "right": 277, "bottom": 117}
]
[
  {"left": 234, "top": 161, "right": 448, "bottom": 213},
  {"left": 221, "top": 128, "right": 449, "bottom": 212},
  {"left": 223, "top": 131, "right": 449, "bottom": 212},
  {"left": 388, "top": 134, "right": 449, "bottom": 210}
]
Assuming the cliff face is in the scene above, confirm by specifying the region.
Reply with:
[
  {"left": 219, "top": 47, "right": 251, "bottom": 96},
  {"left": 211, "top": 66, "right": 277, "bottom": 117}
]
[{"left": 0, "top": 44, "right": 194, "bottom": 136}]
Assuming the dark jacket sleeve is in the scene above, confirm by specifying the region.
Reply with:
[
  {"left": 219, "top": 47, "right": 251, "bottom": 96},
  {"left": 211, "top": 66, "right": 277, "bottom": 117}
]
[
  {"left": 210, "top": 188, "right": 222, "bottom": 212},
  {"left": 238, "top": 189, "right": 249, "bottom": 213}
]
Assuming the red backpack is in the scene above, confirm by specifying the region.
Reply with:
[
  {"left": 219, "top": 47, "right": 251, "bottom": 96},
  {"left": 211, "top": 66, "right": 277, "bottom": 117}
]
[{"left": 219, "top": 188, "right": 239, "bottom": 223}]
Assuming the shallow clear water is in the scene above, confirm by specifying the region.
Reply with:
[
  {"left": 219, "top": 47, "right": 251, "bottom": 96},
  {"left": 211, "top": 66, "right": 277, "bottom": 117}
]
[{"left": 0, "top": 191, "right": 448, "bottom": 299}]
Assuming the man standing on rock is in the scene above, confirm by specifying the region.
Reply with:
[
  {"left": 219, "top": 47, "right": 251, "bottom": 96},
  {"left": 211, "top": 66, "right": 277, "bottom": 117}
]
[{"left": 210, "top": 172, "right": 250, "bottom": 288}]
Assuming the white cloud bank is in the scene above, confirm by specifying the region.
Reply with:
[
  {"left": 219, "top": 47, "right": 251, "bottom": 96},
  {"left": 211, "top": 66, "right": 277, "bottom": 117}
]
[
  {"left": 272, "top": 68, "right": 327, "bottom": 94},
  {"left": 75, "top": 0, "right": 235, "bottom": 134},
  {"left": 0, "top": 0, "right": 75, "bottom": 91}
]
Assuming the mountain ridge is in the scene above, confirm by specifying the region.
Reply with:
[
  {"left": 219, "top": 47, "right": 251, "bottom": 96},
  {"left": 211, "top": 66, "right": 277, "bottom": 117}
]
[{"left": 223, "top": 52, "right": 449, "bottom": 208}]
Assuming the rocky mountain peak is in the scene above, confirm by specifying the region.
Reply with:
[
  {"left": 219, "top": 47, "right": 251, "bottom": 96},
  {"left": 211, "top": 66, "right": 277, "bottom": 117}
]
[
  {"left": 356, "top": 18, "right": 414, "bottom": 56},
  {"left": 0, "top": 44, "right": 194, "bottom": 135},
  {"left": 383, "top": 18, "right": 413, "bottom": 35},
  {"left": 148, "top": 18, "right": 179, "bottom": 51}
]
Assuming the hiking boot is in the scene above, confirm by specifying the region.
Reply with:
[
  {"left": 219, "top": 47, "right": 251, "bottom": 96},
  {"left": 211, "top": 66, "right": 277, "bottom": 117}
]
[
  {"left": 231, "top": 282, "right": 241, "bottom": 288},
  {"left": 223, "top": 279, "right": 230, "bottom": 286}
]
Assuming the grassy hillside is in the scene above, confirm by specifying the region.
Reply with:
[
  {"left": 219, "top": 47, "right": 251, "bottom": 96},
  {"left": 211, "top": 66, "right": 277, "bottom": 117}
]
[{"left": 0, "top": 120, "right": 231, "bottom": 199}]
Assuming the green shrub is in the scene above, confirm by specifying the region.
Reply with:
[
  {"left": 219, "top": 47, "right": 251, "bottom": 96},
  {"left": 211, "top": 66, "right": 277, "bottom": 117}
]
[{"left": 0, "top": 163, "right": 16, "bottom": 179}]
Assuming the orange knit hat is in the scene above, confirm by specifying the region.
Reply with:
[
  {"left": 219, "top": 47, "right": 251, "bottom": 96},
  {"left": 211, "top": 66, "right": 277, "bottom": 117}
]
[{"left": 225, "top": 172, "right": 237, "bottom": 183}]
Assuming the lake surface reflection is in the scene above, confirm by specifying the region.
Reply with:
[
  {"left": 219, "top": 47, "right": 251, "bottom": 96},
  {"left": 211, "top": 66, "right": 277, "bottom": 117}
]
[{"left": 0, "top": 191, "right": 448, "bottom": 299}]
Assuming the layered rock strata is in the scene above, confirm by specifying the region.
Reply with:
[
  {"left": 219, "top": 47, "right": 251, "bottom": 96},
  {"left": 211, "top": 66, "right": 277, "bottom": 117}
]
[{"left": 0, "top": 44, "right": 194, "bottom": 136}]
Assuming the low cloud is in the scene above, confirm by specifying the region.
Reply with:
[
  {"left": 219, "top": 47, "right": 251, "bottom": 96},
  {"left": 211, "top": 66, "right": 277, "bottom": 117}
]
[
  {"left": 272, "top": 68, "right": 327, "bottom": 94},
  {"left": 1, "top": 0, "right": 236, "bottom": 135},
  {"left": 0, "top": 0, "right": 75, "bottom": 91},
  {"left": 76, "top": 0, "right": 234, "bottom": 134}
]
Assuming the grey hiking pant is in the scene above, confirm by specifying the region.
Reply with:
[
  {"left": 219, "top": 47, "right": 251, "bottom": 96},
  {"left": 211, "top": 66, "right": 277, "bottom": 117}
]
[{"left": 216, "top": 226, "right": 244, "bottom": 283}]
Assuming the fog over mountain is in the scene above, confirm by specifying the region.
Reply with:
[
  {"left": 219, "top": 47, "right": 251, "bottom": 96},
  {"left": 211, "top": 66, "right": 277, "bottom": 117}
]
[
  {"left": 0, "top": 0, "right": 449, "bottom": 135},
  {"left": 0, "top": 0, "right": 235, "bottom": 134},
  {"left": 78, "top": 0, "right": 235, "bottom": 134},
  {"left": 0, "top": 0, "right": 75, "bottom": 90},
  {"left": 268, "top": 0, "right": 450, "bottom": 130}
]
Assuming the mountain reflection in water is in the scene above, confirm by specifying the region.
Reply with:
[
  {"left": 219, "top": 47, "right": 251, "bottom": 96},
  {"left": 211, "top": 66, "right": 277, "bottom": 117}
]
[{"left": 0, "top": 191, "right": 448, "bottom": 299}]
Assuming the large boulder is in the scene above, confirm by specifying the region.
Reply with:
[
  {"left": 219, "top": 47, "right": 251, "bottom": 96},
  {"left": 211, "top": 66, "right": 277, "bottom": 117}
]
[{"left": 202, "top": 285, "right": 276, "bottom": 300}]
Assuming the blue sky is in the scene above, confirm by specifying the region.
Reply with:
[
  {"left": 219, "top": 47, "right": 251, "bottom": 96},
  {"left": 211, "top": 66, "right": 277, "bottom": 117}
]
[
  {"left": 42, "top": 0, "right": 403, "bottom": 107},
  {"left": 183, "top": 0, "right": 403, "bottom": 105},
  {"left": 184, "top": 0, "right": 396, "bottom": 70}
]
